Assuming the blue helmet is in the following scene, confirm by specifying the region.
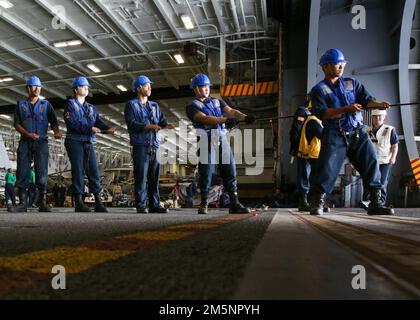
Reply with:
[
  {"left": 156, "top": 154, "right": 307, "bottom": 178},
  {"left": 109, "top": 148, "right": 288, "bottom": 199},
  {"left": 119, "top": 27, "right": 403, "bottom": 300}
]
[
  {"left": 72, "top": 76, "right": 91, "bottom": 89},
  {"left": 319, "top": 49, "right": 347, "bottom": 66},
  {"left": 132, "top": 75, "right": 153, "bottom": 92},
  {"left": 190, "top": 73, "right": 212, "bottom": 88},
  {"left": 26, "top": 75, "right": 42, "bottom": 87}
]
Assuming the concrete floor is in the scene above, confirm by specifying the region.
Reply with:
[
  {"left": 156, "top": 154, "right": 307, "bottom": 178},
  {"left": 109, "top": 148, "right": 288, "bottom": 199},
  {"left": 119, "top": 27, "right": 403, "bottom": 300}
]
[{"left": 0, "top": 207, "right": 419, "bottom": 299}]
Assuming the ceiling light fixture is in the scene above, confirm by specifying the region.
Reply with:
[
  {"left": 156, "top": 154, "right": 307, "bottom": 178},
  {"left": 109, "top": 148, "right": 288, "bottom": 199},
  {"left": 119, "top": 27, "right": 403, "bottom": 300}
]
[
  {"left": 0, "top": 1, "right": 14, "bottom": 9},
  {"left": 87, "top": 64, "right": 101, "bottom": 73},
  {"left": 0, "top": 77, "right": 13, "bottom": 82},
  {"left": 173, "top": 53, "right": 185, "bottom": 64},
  {"left": 67, "top": 40, "right": 82, "bottom": 46},
  {"left": 180, "top": 15, "right": 194, "bottom": 30},
  {"left": 116, "top": 85, "right": 128, "bottom": 92},
  {"left": 53, "top": 40, "right": 82, "bottom": 48}
]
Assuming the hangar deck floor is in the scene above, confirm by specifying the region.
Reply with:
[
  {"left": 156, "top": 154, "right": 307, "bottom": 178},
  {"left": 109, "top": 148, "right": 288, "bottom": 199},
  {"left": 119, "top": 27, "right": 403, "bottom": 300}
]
[{"left": 0, "top": 207, "right": 419, "bottom": 299}]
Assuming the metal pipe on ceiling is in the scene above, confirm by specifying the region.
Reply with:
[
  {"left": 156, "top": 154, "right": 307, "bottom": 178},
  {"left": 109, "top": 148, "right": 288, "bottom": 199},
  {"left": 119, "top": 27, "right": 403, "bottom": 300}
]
[
  {"left": 224, "top": 36, "right": 276, "bottom": 43},
  {"left": 11, "top": 49, "right": 181, "bottom": 78},
  {"left": 229, "top": 0, "right": 242, "bottom": 36},
  {"left": 238, "top": 0, "right": 248, "bottom": 32},
  {"left": 185, "top": 0, "right": 204, "bottom": 37},
  {"left": 160, "top": 30, "right": 267, "bottom": 44}
]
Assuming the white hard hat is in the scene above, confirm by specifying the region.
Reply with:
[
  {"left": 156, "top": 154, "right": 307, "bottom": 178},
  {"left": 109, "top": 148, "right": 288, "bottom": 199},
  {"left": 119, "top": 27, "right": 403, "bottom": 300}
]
[{"left": 371, "top": 109, "right": 387, "bottom": 116}]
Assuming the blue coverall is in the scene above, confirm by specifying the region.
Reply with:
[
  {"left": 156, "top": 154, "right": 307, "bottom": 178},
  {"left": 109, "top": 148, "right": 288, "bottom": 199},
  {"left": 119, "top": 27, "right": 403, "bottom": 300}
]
[
  {"left": 124, "top": 99, "right": 168, "bottom": 209},
  {"left": 64, "top": 98, "right": 110, "bottom": 196},
  {"left": 186, "top": 97, "right": 237, "bottom": 195},
  {"left": 14, "top": 98, "right": 58, "bottom": 193},
  {"left": 310, "top": 77, "right": 382, "bottom": 195}
]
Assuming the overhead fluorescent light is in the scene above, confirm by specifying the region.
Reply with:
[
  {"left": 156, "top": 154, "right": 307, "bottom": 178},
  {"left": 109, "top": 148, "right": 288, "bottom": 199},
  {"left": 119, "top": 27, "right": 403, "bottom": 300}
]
[
  {"left": 87, "top": 63, "right": 101, "bottom": 73},
  {"left": 0, "top": 114, "right": 11, "bottom": 120},
  {"left": 53, "top": 40, "right": 82, "bottom": 48},
  {"left": 53, "top": 41, "right": 68, "bottom": 48},
  {"left": 0, "top": 1, "right": 14, "bottom": 9},
  {"left": 173, "top": 53, "right": 185, "bottom": 64},
  {"left": 181, "top": 15, "right": 194, "bottom": 30},
  {"left": 117, "top": 85, "right": 128, "bottom": 92},
  {"left": 67, "top": 40, "right": 82, "bottom": 46},
  {"left": 0, "top": 77, "right": 13, "bottom": 82}
]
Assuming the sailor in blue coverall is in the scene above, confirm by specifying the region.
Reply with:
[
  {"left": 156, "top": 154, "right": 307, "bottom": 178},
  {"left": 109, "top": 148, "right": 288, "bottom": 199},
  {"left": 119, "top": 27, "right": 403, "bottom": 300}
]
[
  {"left": 125, "top": 75, "right": 175, "bottom": 214},
  {"left": 9, "top": 75, "right": 62, "bottom": 213},
  {"left": 185, "top": 73, "right": 256, "bottom": 215},
  {"left": 64, "top": 76, "right": 115, "bottom": 213},
  {"left": 309, "top": 49, "right": 394, "bottom": 216}
]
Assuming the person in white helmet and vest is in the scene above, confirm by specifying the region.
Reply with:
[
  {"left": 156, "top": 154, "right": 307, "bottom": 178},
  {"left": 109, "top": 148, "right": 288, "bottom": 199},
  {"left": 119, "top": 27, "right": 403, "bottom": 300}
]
[{"left": 362, "top": 109, "right": 399, "bottom": 206}]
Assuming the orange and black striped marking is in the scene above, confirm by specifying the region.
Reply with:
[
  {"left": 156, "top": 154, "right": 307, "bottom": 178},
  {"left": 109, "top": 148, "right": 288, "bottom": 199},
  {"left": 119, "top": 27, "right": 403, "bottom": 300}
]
[
  {"left": 221, "top": 82, "right": 279, "bottom": 97},
  {"left": 410, "top": 158, "right": 420, "bottom": 188}
]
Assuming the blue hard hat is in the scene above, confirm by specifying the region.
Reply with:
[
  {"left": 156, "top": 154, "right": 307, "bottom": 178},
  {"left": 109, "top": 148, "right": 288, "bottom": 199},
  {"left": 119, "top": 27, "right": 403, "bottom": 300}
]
[
  {"left": 319, "top": 49, "right": 347, "bottom": 66},
  {"left": 190, "top": 73, "right": 212, "bottom": 89},
  {"left": 26, "top": 75, "right": 42, "bottom": 87},
  {"left": 72, "top": 76, "right": 91, "bottom": 89},
  {"left": 132, "top": 75, "right": 153, "bottom": 92}
]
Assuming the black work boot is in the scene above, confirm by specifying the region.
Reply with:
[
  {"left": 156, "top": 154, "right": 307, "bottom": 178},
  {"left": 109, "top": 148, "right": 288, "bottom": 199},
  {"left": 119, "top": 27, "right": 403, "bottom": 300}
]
[
  {"left": 198, "top": 193, "right": 208, "bottom": 215},
  {"left": 38, "top": 191, "right": 51, "bottom": 212},
  {"left": 75, "top": 194, "right": 90, "bottom": 212},
  {"left": 8, "top": 191, "right": 28, "bottom": 213},
  {"left": 229, "top": 192, "right": 251, "bottom": 214},
  {"left": 149, "top": 206, "right": 169, "bottom": 213},
  {"left": 367, "top": 189, "right": 394, "bottom": 215},
  {"left": 94, "top": 193, "right": 108, "bottom": 213},
  {"left": 310, "top": 193, "right": 325, "bottom": 216},
  {"left": 298, "top": 193, "right": 311, "bottom": 212},
  {"left": 136, "top": 207, "right": 148, "bottom": 214}
]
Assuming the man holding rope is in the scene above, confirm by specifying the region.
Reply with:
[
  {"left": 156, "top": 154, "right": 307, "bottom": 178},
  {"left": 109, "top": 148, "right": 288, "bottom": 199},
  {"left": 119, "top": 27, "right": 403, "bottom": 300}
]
[{"left": 309, "top": 49, "right": 394, "bottom": 216}]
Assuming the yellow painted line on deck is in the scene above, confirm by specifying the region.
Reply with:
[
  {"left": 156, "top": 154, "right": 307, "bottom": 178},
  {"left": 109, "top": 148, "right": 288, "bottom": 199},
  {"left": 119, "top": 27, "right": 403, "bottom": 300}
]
[
  {"left": 167, "top": 223, "right": 221, "bottom": 230},
  {"left": 117, "top": 231, "right": 194, "bottom": 241},
  {"left": 0, "top": 214, "right": 252, "bottom": 278},
  {"left": 0, "top": 247, "right": 134, "bottom": 274}
]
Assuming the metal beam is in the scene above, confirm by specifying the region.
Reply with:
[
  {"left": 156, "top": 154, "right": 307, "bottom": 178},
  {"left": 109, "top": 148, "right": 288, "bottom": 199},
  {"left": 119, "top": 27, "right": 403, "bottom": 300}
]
[
  {"left": 398, "top": 0, "right": 418, "bottom": 159},
  {"left": 0, "top": 7, "right": 118, "bottom": 94},
  {"left": 0, "top": 93, "right": 15, "bottom": 104},
  {"left": 152, "top": 0, "right": 183, "bottom": 39},
  {"left": 229, "top": 0, "right": 241, "bottom": 35},
  {"left": 211, "top": 0, "right": 228, "bottom": 34},
  {"left": 0, "top": 61, "right": 67, "bottom": 99},
  {"left": 0, "top": 41, "right": 68, "bottom": 82},
  {"left": 353, "top": 64, "right": 398, "bottom": 75},
  {"left": 93, "top": 0, "right": 180, "bottom": 89},
  {"left": 260, "top": 0, "right": 268, "bottom": 29},
  {"left": 307, "top": 0, "right": 321, "bottom": 92},
  {"left": 35, "top": 0, "right": 129, "bottom": 82}
]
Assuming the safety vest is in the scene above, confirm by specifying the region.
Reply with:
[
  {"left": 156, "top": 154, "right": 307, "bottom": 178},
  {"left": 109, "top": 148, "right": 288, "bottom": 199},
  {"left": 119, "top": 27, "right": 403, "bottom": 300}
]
[
  {"left": 368, "top": 125, "right": 394, "bottom": 164},
  {"left": 188, "top": 98, "right": 226, "bottom": 135},
  {"left": 127, "top": 99, "right": 162, "bottom": 147},
  {"left": 17, "top": 99, "right": 49, "bottom": 139},
  {"left": 65, "top": 99, "right": 97, "bottom": 141},
  {"left": 297, "top": 116, "right": 322, "bottom": 159},
  {"left": 313, "top": 77, "right": 364, "bottom": 131}
]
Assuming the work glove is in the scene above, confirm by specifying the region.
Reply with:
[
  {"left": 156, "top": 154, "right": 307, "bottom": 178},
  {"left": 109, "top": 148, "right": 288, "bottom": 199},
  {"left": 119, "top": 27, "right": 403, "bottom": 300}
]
[
  {"left": 225, "top": 118, "right": 240, "bottom": 129},
  {"left": 244, "top": 115, "right": 256, "bottom": 124}
]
